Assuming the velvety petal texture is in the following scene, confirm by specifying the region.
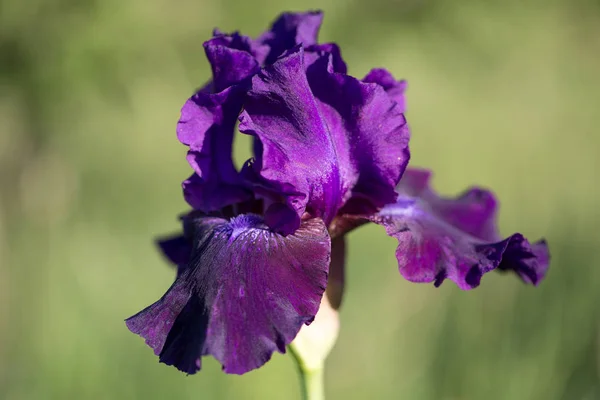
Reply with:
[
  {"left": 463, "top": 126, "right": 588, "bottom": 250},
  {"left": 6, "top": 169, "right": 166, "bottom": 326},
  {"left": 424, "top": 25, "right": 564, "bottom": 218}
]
[
  {"left": 177, "top": 87, "right": 252, "bottom": 210},
  {"left": 239, "top": 47, "right": 409, "bottom": 232},
  {"left": 239, "top": 48, "right": 346, "bottom": 228},
  {"left": 363, "top": 68, "right": 407, "bottom": 113},
  {"left": 177, "top": 31, "right": 263, "bottom": 212},
  {"left": 157, "top": 234, "right": 190, "bottom": 267},
  {"left": 372, "top": 168, "right": 549, "bottom": 289},
  {"left": 497, "top": 238, "right": 550, "bottom": 284},
  {"left": 307, "top": 55, "right": 410, "bottom": 215},
  {"left": 176, "top": 12, "right": 345, "bottom": 213},
  {"left": 305, "top": 43, "right": 347, "bottom": 74},
  {"left": 204, "top": 33, "right": 260, "bottom": 92},
  {"left": 258, "top": 11, "right": 324, "bottom": 64},
  {"left": 127, "top": 214, "right": 330, "bottom": 374}
]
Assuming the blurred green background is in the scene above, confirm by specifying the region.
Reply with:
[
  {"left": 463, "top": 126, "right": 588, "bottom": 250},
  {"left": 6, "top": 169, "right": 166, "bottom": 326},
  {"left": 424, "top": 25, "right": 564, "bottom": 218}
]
[{"left": 1, "top": 0, "right": 599, "bottom": 398}]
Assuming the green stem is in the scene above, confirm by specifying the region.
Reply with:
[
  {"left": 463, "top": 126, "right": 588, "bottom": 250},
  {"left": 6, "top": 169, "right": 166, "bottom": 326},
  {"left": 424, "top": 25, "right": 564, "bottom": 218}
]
[
  {"left": 298, "top": 365, "right": 324, "bottom": 400},
  {"left": 290, "top": 346, "right": 325, "bottom": 400}
]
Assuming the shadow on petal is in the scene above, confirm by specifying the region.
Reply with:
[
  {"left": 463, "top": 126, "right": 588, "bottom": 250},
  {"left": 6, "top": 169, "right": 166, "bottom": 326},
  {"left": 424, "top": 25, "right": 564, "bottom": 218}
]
[{"left": 127, "top": 214, "right": 331, "bottom": 375}]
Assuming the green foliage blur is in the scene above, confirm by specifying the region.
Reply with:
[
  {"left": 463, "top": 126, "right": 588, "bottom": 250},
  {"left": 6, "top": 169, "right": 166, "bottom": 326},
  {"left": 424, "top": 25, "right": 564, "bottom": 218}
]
[{"left": 1, "top": 0, "right": 599, "bottom": 398}]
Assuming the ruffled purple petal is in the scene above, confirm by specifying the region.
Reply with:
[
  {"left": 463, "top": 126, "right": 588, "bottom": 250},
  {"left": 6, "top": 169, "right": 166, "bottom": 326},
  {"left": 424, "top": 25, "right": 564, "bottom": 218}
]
[
  {"left": 497, "top": 238, "right": 550, "bottom": 285},
  {"left": 176, "top": 31, "right": 263, "bottom": 212},
  {"left": 177, "top": 86, "right": 252, "bottom": 211},
  {"left": 127, "top": 214, "right": 330, "bottom": 375},
  {"left": 363, "top": 68, "right": 407, "bottom": 113},
  {"left": 156, "top": 234, "right": 191, "bottom": 266},
  {"left": 258, "top": 11, "right": 324, "bottom": 64},
  {"left": 238, "top": 47, "right": 346, "bottom": 230},
  {"left": 239, "top": 47, "right": 409, "bottom": 232},
  {"left": 182, "top": 172, "right": 251, "bottom": 212},
  {"left": 307, "top": 53, "right": 410, "bottom": 215},
  {"left": 305, "top": 43, "right": 347, "bottom": 74},
  {"left": 204, "top": 33, "right": 261, "bottom": 92},
  {"left": 397, "top": 169, "right": 499, "bottom": 242},
  {"left": 372, "top": 168, "right": 549, "bottom": 289},
  {"left": 126, "top": 278, "right": 192, "bottom": 357}
]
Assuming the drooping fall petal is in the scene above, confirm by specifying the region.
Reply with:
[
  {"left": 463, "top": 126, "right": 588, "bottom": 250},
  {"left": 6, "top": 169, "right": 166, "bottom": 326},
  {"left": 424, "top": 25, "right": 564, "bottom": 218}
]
[
  {"left": 127, "top": 214, "right": 330, "bottom": 374},
  {"left": 372, "top": 168, "right": 549, "bottom": 289}
]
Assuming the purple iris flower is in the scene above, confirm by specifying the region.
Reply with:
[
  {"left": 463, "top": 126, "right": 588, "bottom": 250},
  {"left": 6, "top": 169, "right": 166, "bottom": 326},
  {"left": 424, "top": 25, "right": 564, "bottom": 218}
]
[{"left": 126, "top": 11, "right": 550, "bottom": 375}]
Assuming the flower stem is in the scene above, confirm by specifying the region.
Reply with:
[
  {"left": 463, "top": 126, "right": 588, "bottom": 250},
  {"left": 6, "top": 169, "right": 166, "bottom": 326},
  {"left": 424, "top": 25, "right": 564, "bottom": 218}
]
[
  {"left": 288, "top": 279, "right": 342, "bottom": 400},
  {"left": 290, "top": 346, "right": 325, "bottom": 400}
]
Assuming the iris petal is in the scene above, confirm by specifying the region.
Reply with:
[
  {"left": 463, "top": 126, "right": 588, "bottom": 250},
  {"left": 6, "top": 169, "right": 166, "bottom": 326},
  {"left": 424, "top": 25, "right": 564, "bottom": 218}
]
[
  {"left": 204, "top": 33, "right": 260, "bottom": 92},
  {"left": 372, "top": 168, "right": 549, "bottom": 289},
  {"left": 239, "top": 47, "right": 346, "bottom": 230},
  {"left": 127, "top": 214, "right": 330, "bottom": 374},
  {"left": 177, "top": 86, "right": 252, "bottom": 211},
  {"left": 156, "top": 234, "right": 190, "bottom": 267},
  {"left": 176, "top": 16, "right": 347, "bottom": 214},
  {"left": 125, "top": 278, "right": 192, "bottom": 358},
  {"left": 239, "top": 47, "right": 409, "bottom": 232},
  {"left": 363, "top": 68, "right": 407, "bottom": 113},
  {"left": 307, "top": 54, "right": 410, "bottom": 215},
  {"left": 305, "top": 43, "right": 347, "bottom": 74},
  {"left": 175, "top": 31, "right": 263, "bottom": 212},
  {"left": 258, "top": 10, "right": 324, "bottom": 64}
]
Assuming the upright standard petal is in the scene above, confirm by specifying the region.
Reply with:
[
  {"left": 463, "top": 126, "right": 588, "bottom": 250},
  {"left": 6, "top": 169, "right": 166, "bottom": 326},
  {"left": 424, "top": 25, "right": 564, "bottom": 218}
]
[
  {"left": 177, "top": 86, "right": 252, "bottom": 211},
  {"left": 204, "top": 33, "right": 261, "bottom": 92},
  {"left": 176, "top": 33, "right": 262, "bottom": 212},
  {"left": 126, "top": 214, "right": 331, "bottom": 375},
  {"left": 372, "top": 168, "right": 549, "bottom": 289},
  {"left": 239, "top": 47, "right": 410, "bottom": 232},
  {"left": 239, "top": 47, "right": 347, "bottom": 230},
  {"left": 258, "top": 11, "right": 324, "bottom": 64},
  {"left": 363, "top": 68, "right": 407, "bottom": 113},
  {"left": 305, "top": 43, "right": 347, "bottom": 74},
  {"left": 307, "top": 54, "right": 410, "bottom": 215}
]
